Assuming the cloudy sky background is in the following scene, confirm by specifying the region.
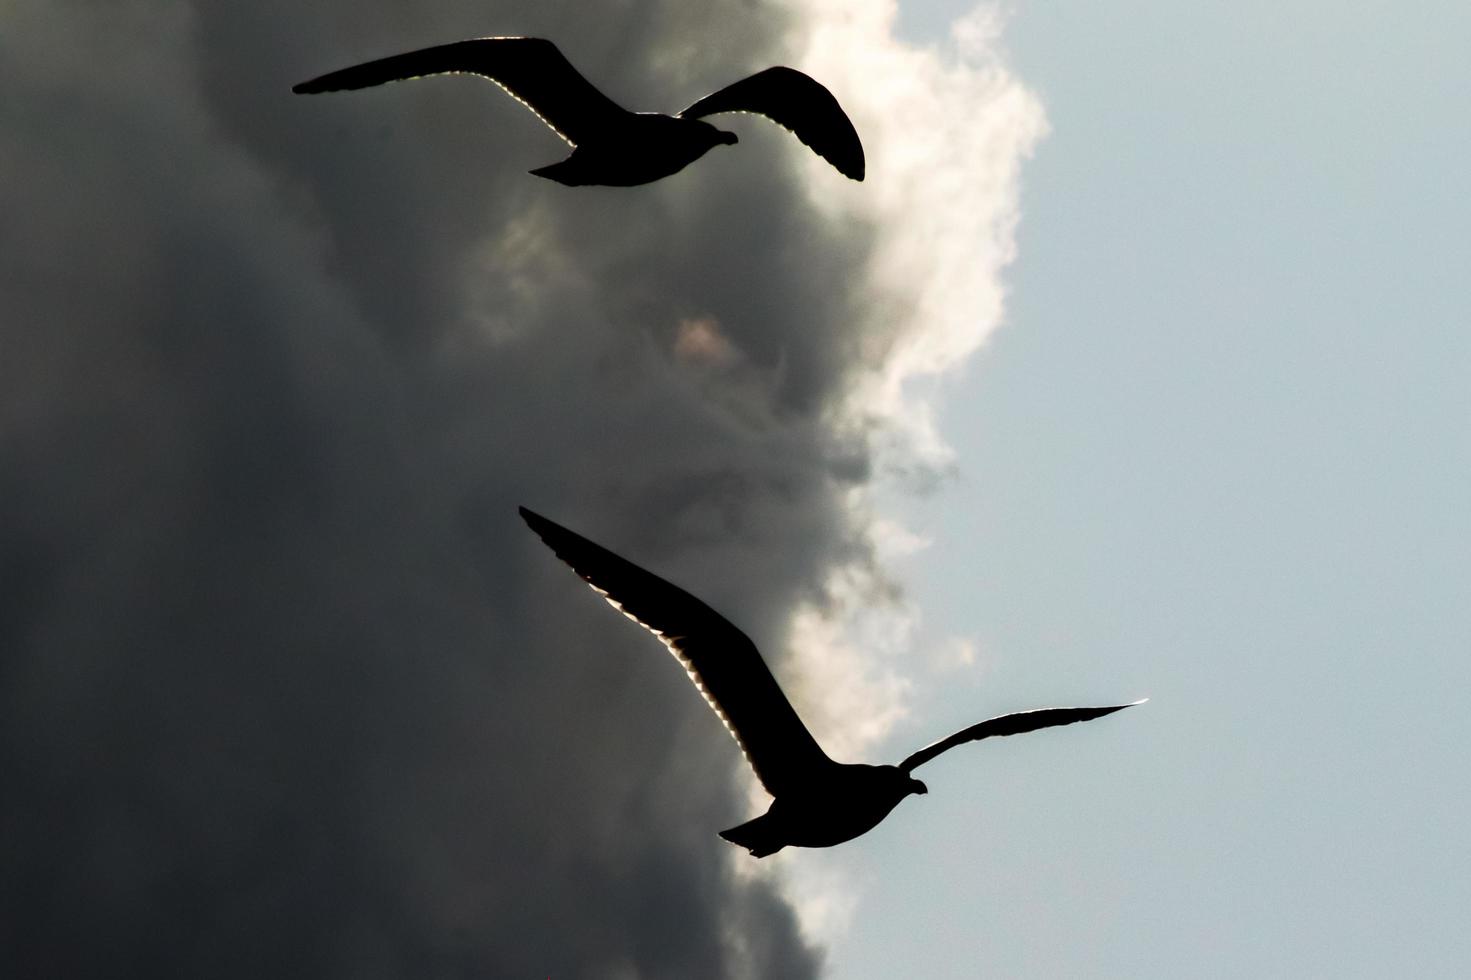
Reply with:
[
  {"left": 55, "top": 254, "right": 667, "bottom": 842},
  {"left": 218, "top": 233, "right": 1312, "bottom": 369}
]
[
  {"left": 3, "top": 1, "right": 1035, "bottom": 976},
  {"left": 5, "top": 0, "right": 1468, "bottom": 977}
]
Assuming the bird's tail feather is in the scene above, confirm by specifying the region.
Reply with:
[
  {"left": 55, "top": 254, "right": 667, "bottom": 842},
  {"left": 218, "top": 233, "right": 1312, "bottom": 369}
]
[
  {"left": 528, "top": 157, "right": 582, "bottom": 185},
  {"left": 719, "top": 814, "right": 785, "bottom": 858}
]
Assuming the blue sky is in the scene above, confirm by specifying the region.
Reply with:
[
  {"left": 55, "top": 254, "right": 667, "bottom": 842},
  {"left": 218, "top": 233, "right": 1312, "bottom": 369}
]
[{"left": 826, "top": 1, "right": 1471, "bottom": 975}]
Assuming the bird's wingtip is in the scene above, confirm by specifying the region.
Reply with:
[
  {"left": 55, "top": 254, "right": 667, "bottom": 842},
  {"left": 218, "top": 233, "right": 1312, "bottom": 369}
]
[{"left": 518, "top": 507, "right": 562, "bottom": 542}]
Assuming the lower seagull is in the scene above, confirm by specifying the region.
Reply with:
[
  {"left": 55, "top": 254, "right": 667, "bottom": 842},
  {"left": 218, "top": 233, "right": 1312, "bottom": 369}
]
[{"left": 520, "top": 507, "right": 1145, "bottom": 857}]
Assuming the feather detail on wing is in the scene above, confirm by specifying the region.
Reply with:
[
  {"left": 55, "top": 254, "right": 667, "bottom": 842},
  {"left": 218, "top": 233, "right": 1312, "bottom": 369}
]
[
  {"left": 292, "top": 37, "right": 629, "bottom": 146},
  {"left": 679, "top": 66, "right": 864, "bottom": 179},
  {"left": 519, "top": 507, "right": 833, "bottom": 797},
  {"left": 899, "top": 700, "right": 1147, "bottom": 773}
]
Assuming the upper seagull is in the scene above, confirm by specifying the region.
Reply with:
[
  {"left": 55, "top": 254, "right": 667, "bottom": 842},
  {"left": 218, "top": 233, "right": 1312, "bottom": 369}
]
[
  {"left": 519, "top": 507, "right": 1145, "bottom": 858},
  {"left": 293, "top": 36, "right": 864, "bottom": 185}
]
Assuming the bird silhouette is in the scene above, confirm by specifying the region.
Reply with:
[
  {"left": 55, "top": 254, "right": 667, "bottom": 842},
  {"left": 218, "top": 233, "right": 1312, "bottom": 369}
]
[
  {"left": 519, "top": 507, "right": 1144, "bottom": 857},
  {"left": 293, "top": 37, "right": 864, "bottom": 185}
]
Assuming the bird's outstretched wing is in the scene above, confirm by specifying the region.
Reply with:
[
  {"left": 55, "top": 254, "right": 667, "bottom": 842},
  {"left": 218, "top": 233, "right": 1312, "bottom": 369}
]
[
  {"left": 519, "top": 507, "right": 834, "bottom": 797},
  {"left": 899, "top": 700, "right": 1147, "bottom": 773},
  {"left": 679, "top": 67, "right": 865, "bottom": 180},
  {"left": 293, "top": 37, "right": 628, "bottom": 146}
]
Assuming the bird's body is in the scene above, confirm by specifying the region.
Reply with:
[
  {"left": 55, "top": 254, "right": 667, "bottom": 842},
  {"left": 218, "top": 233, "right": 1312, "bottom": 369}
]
[
  {"left": 293, "top": 37, "right": 863, "bottom": 185},
  {"left": 721, "top": 763, "right": 925, "bottom": 857},
  {"left": 519, "top": 507, "right": 1144, "bottom": 857},
  {"left": 529, "top": 113, "right": 736, "bottom": 187}
]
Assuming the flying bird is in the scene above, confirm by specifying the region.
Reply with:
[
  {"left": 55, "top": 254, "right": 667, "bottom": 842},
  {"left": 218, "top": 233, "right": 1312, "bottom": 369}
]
[
  {"left": 519, "top": 507, "right": 1144, "bottom": 857},
  {"left": 293, "top": 36, "right": 864, "bottom": 185}
]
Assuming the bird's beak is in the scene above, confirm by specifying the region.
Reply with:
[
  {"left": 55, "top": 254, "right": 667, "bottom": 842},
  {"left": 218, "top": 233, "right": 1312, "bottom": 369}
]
[
  {"left": 722, "top": 132, "right": 739, "bottom": 146},
  {"left": 912, "top": 779, "right": 928, "bottom": 795}
]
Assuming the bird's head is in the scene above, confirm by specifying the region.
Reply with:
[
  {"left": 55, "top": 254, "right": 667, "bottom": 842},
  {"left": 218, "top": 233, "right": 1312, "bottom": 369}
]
[
  {"left": 880, "top": 766, "right": 927, "bottom": 800},
  {"left": 685, "top": 119, "right": 737, "bottom": 154}
]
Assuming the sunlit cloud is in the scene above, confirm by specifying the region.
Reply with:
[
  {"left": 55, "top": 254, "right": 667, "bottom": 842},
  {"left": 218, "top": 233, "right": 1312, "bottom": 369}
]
[
  {"left": 675, "top": 315, "right": 741, "bottom": 368},
  {"left": 749, "top": 0, "right": 1045, "bottom": 949},
  {"left": 795, "top": 0, "right": 1047, "bottom": 468},
  {"left": 757, "top": 0, "right": 1045, "bottom": 792}
]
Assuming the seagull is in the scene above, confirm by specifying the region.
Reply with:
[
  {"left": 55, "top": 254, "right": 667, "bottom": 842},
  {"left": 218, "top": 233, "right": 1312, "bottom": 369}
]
[
  {"left": 293, "top": 36, "right": 864, "bottom": 185},
  {"left": 519, "top": 507, "right": 1145, "bottom": 857}
]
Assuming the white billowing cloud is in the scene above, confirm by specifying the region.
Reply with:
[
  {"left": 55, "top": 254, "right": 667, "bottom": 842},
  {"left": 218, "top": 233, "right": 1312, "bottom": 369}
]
[
  {"left": 794, "top": 0, "right": 1046, "bottom": 465},
  {"left": 730, "top": 0, "right": 1045, "bottom": 950},
  {"left": 742, "top": 0, "right": 1045, "bottom": 786}
]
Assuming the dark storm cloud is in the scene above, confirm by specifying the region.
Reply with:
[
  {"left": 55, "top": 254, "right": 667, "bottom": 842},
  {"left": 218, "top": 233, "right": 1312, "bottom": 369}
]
[{"left": 0, "top": 1, "right": 929, "bottom": 976}]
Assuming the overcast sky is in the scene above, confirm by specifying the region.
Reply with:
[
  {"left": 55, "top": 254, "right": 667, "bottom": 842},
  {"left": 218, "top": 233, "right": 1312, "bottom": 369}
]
[
  {"left": 2, "top": 1, "right": 1038, "bottom": 976},
  {"left": 6, "top": 0, "right": 1468, "bottom": 977}
]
